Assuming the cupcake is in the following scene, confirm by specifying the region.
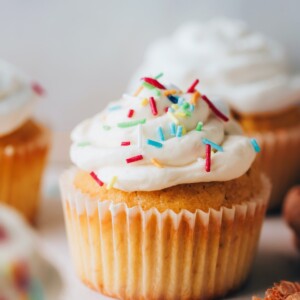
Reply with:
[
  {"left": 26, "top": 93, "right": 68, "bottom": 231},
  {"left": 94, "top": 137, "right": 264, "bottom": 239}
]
[
  {"left": 129, "top": 18, "right": 300, "bottom": 209},
  {"left": 0, "top": 59, "right": 50, "bottom": 223},
  {"left": 60, "top": 76, "right": 271, "bottom": 299},
  {"left": 0, "top": 204, "right": 44, "bottom": 299}
]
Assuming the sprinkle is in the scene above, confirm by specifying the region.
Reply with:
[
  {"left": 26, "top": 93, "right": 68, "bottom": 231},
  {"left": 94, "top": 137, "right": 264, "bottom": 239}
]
[
  {"left": 177, "top": 97, "right": 184, "bottom": 105},
  {"left": 157, "top": 126, "right": 165, "bottom": 141},
  {"left": 175, "top": 111, "right": 187, "bottom": 118},
  {"left": 126, "top": 155, "right": 144, "bottom": 163},
  {"left": 107, "top": 176, "right": 117, "bottom": 190},
  {"left": 167, "top": 111, "right": 179, "bottom": 124},
  {"left": 155, "top": 72, "right": 164, "bottom": 79},
  {"left": 147, "top": 139, "right": 163, "bottom": 148},
  {"left": 190, "top": 104, "right": 195, "bottom": 112},
  {"left": 155, "top": 89, "right": 161, "bottom": 96},
  {"left": 151, "top": 158, "right": 164, "bottom": 168},
  {"left": 205, "top": 144, "right": 211, "bottom": 172},
  {"left": 108, "top": 105, "right": 122, "bottom": 111},
  {"left": 176, "top": 125, "right": 183, "bottom": 138},
  {"left": 31, "top": 82, "right": 45, "bottom": 96},
  {"left": 134, "top": 85, "right": 143, "bottom": 97},
  {"left": 141, "top": 77, "right": 166, "bottom": 90},
  {"left": 182, "top": 102, "right": 190, "bottom": 110},
  {"left": 77, "top": 142, "right": 90, "bottom": 147},
  {"left": 168, "top": 107, "right": 175, "bottom": 113},
  {"left": 202, "top": 138, "right": 224, "bottom": 152},
  {"left": 170, "top": 123, "right": 176, "bottom": 136},
  {"left": 141, "top": 98, "right": 148, "bottom": 106},
  {"left": 103, "top": 125, "right": 111, "bottom": 131},
  {"left": 117, "top": 119, "right": 146, "bottom": 128},
  {"left": 196, "top": 122, "right": 203, "bottom": 131},
  {"left": 171, "top": 104, "right": 179, "bottom": 110},
  {"left": 191, "top": 91, "right": 201, "bottom": 105},
  {"left": 182, "top": 125, "right": 187, "bottom": 135},
  {"left": 90, "top": 172, "right": 104, "bottom": 187},
  {"left": 164, "top": 107, "right": 169, "bottom": 113},
  {"left": 121, "top": 141, "right": 131, "bottom": 146},
  {"left": 187, "top": 79, "right": 199, "bottom": 93},
  {"left": 163, "top": 89, "right": 178, "bottom": 96},
  {"left": 149, "top": 97, "right": 158, "bottom": 116},
  {"left": 250, "top": 138, "right": 261, "bottom": 152},
  {"left": 167, "top": 95, "right": 178, "bottom": 104},
  {"left": 202, "top": 95, "right": 229, "bottom": 122},
  {"left": 127, "top": 109, "right": 134, "bottom": 118},
  {"left": 138, "top": 124, "right": 143, "bottom": 148}
]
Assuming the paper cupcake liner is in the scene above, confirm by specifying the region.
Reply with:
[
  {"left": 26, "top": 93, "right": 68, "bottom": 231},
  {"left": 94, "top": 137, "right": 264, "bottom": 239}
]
[
  {"left": 0, "top": 124, "right": 50, "bottom": 223},
  {"left": 251, "top": 122, "right": 300, "bottom": 210},
  {"left": 60, "top": 169, "right": 270, "bottom": 300}
]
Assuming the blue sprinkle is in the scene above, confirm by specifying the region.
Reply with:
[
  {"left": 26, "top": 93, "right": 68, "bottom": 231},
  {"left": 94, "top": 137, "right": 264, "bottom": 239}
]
[
  {"left": 167, "top": 95, "right": 178, "bottom": 104},
  {"left": 176, "top": 125, "right": 183, "bottom": 138},
  {"left": 202, "top": 138, "right": 224, "bottom": 152},
  {"left": 177, "top": 97, "right": 184, "bottom": 105},
  {"left": 147, "top": 139, "right": 163, "bottom": 148},
  {"left": 250, "top": 138, "right": 260, "bottom": 152},
  {"left": 189, "top": 104, "right": 195, "bottom": 112},
  {"left": 108, "top": 105, "right": 122, "bottom": 111},
  {"left": 157, "top": 127, "right": 165, "bottom": 141},
  {"left": 170, "top": 123, "right": 176, "bottom": 136},
  {"left": 168, "top": 107, "right": 175, "bottom": 113}
]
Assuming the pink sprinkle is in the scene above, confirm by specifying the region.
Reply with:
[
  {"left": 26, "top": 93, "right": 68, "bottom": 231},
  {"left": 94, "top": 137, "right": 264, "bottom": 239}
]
[
  {"left": 205, "top": 144, "right": 211, "bottom": 172},
  {"left": 149, "top": 97, "right": 158, "bottom": 116},
  {"left": 141, "top": 77, "right": 166, "bottom": 90},
  {"left": 90, "top": 171, "right": 104, "bottom": 187},
  {"left": 121, "top": 141, "right": 131, "bottom": 146},
  {"left": 164, "top": 107, "right": 169, "bottom": 113},
  {"left": 187, "top": 79, "right": 199, "bottom": 93},
  {"left": 126, "top": 155, "right": 143, "bottom": 163},
  {"left": 31, "top": 82, "right": 45, "bottom": 96},
  {"left": 202, "top": 95, "right": 229, "bottom": 122},
  {"left": 127, "top": 109, "right": 134, "bottom": 118}
]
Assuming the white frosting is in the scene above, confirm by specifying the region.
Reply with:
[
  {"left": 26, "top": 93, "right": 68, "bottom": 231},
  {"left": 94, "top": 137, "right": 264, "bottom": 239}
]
[
  {"left": 71, "top": 82, "right": 256, "bottom": 191},
  {"left": 129, "top": 18, "right": 300, "bottom": 114},
  {"left": 0, "top": 60, "right": 39, "bottom": 137},
  {"left": 0, "top": 204, "right": 34, "bottom": 265}
]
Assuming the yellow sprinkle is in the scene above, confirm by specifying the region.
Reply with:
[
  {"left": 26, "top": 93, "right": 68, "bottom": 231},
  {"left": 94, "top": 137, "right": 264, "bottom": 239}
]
[
  {"left": 134, "top": 86, "right": 143, "bottom": 97},
  {"left": 141, "top": 98, "right": 148, "bottom": 106},
  {"left": 171, "top": 104, "right": 179, "bottom": 110},
  {"left": 191, "top": 91, "right": 201, "bottom": 105},
  {"left": 167, "top": 111, "right": 179, "bottom": 125},
  {"left": 175, "top": 111, "right": 187, "bottom": 118},
  {"left": 151, "top": 158, "right": 164, "bottom": 168},
  {"left": 182, "top": 125, "right": 186, "bottom": 135},
  {"left": 107, "top": 176, "right": 117, "bottom": 190},
  {"left": 163, "top": 89, "right": 178, "bottom": 96}
]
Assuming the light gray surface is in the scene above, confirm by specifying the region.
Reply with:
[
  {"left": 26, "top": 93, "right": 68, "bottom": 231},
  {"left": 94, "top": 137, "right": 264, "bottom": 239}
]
[
  {"left": 37, "top": 164, "right": 300, "bottom": 299},
  {"left": 0, "top": 0, "right": 299, "bottom": 131}
]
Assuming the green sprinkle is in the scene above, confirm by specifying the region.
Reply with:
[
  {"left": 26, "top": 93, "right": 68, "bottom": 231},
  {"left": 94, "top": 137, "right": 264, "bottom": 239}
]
[
  {"left": 196, "top": 122, "right": 203, "bottom": 131},
  {"left": 142, "top": 82, "right": 155, "bottom": 90},
  {"left": 117, "top": 119, "right": 146, "bottom": 128},
  {"left": 154, "top": 72, "right": 164, "bottom": 79},
  {"left": 78, "top": 142, "right": 90, "bottom": 147},
  {"left": 103, "top": 125, "right": 111, "bottom": 131},
  {"left": 155, "top": 89, "right": 161, "bottom": 96},
  {"left": 183, "top": 110, "right": 192, "bottom": 117},
  {"left": 182, "top": 102, "right": 190, "bottom": 110}
]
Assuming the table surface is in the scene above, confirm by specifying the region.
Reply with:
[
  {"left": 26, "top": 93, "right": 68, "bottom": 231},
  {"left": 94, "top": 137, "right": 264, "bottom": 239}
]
[{"left": 36, "top": 164, "right": 300, "bottom": 300}]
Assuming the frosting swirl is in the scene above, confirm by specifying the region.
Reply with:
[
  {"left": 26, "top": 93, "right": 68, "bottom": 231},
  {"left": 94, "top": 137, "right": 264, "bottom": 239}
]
[
  {"left": 0, "top": 59, "right": 41, "bottom": 137},
  {"left": 129, "top": 18, "right": 300, "bottom": 114},
  {"left": 71, "top": 79, "right": 256, "bottom": 191}
]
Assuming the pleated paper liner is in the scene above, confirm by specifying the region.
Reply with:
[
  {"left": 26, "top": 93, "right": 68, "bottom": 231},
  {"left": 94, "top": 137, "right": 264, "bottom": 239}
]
[
  {"left": 251, "top": 122, "right": 300, "bottom": 210},
  {"left": 60, "top": 168, "right": 270, "bottom": 300},
  {"left": 0, "top": 120, "right": 50, "bottom": 223}
]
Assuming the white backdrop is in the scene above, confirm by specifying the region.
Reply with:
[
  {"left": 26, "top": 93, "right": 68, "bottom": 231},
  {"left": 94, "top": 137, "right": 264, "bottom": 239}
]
[{"left": 0, "top": 0, "right": 299, "bottom": 160}]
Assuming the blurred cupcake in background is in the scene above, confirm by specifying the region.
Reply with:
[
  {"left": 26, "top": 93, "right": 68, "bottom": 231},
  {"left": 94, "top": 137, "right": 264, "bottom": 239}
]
[
  {"left": 0, "top": 204, "right": 44, "bottom": 299},
  {"left": 0, "top": 59, "right": 50, "bottom": 223},
  {"left": 129, "top": 18, "right": 300, "bottom": 209}
]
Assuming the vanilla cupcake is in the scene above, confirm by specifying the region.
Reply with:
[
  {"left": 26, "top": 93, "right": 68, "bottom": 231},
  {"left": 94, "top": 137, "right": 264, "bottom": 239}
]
[
  {"left": 0, "top": 59, "right": 50, "bottom": 222},
  {"left": 129, "top": 18, "right": 300, "bottom": 209},
  {"left": 60, "top": 76, "right": 270, "bottom": 299},
  {"left": 0, "top": 204, "right": 44, "bottom": 299}
]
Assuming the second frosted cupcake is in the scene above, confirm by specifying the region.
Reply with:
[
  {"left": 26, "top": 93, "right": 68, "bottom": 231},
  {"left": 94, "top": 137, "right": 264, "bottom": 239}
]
[{"left": 60, "top": 77, "right": 270, "bottom": 299}]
